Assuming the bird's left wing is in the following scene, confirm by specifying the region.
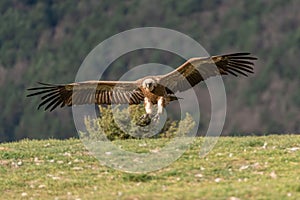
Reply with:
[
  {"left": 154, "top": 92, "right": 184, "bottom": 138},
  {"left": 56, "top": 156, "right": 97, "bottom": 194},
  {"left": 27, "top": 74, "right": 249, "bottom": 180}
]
[
  {"left": 27, "top": 80, "right": 144, "bottom": 111},
  {"left": 158, "top": 52, "right": 257, "bottom": 93}
]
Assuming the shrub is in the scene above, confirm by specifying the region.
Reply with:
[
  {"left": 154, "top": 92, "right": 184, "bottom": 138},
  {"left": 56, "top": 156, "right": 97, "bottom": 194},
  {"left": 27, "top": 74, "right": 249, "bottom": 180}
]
[{"left": 80, "top": 104, "right": 196, "bottom": 140}]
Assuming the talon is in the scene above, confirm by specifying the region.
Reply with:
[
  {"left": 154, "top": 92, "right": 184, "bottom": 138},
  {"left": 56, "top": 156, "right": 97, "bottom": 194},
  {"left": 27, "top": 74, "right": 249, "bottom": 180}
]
[
  {"left": 152, "top": 114, "right": 160, "bottom": 122},
  {"left": 136, "top": 114, "right": 151, "bottom": 127},
  {"left": 142, "top": 114, "right": 149, "bottom": 119}
]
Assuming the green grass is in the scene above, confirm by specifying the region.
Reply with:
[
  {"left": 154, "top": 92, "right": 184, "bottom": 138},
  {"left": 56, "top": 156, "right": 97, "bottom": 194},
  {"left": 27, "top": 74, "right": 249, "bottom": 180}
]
[{"left": 0, "top": 135, "right": 300, "bottom": 199}]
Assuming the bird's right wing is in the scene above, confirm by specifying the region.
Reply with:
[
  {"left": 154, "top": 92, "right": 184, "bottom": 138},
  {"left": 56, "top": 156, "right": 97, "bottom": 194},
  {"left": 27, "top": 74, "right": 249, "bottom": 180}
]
[
  {"left": 27, "top": 81, "right": 144, "bottom": 111},
  {"left": 158, "top": 52, "right": 257, "bottom": 93}
]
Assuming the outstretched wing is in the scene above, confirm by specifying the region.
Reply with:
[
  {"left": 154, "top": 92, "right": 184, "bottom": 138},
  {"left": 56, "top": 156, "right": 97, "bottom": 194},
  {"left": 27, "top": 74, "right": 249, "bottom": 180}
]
[
  {"left": 158, "top": 52, "right": 257, "bottom": 93},
  {"left": 27, "top": 81, "right": 144, "bottom": 111}
]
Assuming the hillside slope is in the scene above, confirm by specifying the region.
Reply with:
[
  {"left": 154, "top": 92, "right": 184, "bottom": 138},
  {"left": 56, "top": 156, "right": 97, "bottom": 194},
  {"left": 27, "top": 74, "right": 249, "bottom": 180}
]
[{"left": 0, "top": 135, "right": 300, "bottom": 199}]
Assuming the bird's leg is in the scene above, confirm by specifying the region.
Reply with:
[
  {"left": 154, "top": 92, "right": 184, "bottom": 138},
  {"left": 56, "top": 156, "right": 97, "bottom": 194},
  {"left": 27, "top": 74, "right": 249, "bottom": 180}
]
[
  {"left": 136, "top": 97, "right": 153, "bottom": 126},
  {"left": 153, "top": 97, "right": 164, "bottom": 122}
]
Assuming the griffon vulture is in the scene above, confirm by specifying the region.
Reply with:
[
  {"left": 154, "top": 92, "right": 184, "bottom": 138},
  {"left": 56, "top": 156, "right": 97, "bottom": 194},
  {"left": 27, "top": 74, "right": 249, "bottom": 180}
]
[{"left": 27, "top": 52, "right": 257, "bottom": 126}]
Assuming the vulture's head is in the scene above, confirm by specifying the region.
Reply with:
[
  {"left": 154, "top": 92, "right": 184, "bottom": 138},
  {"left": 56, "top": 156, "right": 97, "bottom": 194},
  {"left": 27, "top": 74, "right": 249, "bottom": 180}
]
[{"left": 142, "top": 78, "right": 157, "bottom": 92}]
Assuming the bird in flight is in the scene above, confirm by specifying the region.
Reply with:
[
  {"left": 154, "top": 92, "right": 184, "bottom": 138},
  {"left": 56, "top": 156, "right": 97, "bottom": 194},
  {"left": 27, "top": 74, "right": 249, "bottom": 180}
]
[{"left": 27, "top": 52, "right": 257, "bottom": 126}]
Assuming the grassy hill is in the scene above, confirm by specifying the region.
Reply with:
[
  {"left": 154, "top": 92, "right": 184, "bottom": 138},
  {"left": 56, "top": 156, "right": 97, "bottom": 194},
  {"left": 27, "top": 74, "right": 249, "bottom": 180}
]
[
  {"left": 1, "top": 135, "right": 300, "bottom": 199},
  {"left": 0, "top": 0, "right": 300, "bottom": 141}
]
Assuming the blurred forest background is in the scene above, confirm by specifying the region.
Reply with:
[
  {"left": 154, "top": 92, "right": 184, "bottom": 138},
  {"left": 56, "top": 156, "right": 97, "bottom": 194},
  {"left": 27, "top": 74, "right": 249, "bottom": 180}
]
[{"left": 0, "top": 0, "right": 299, "bottom": 142}]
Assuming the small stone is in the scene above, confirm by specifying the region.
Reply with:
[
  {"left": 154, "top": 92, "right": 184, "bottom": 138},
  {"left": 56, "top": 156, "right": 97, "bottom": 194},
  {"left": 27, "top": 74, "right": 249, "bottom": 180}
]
[
  {"left": 64, "top": 152, "right": 71, "bottom": 157},
  {"left": 195, "top": 173, "right": 203, "bottom": 178},
  {"left": 117, "top": 191, "right": 123, "bottom": 196},
  {"left": 288, "top": 147, "right": 300, "bottom": 152},
  {"left": 270, "top": 171, "right": 277, "bottom": 179},
  {"left": 44, "top": 143, "right": 50, "bottom": 147},
  {"left": 150, "top": 148, "right": 160, "bottom": 153},
  {"left": 72, "top": 167, "right": 83, "bottom": 171},
  {"left": 239, "top": 165, "right": 249, "bottom": 171},
  {"left": 38, "top": 184, "right": 46, "bottom": 188},
  {"left": 21, "top": 192, "right": 27, "bottom": 197},
  {"left": 229, "top": 197, "right": 240, "bottom": 200},
  {"left": 52, "top": 176, "right": 60, "bottom": 180},
  {"left": 214, "top": 178, "right": 222, "bottom": 182},
  {"left": 262, "top": 142, "right": 267, "bottom": 149}
]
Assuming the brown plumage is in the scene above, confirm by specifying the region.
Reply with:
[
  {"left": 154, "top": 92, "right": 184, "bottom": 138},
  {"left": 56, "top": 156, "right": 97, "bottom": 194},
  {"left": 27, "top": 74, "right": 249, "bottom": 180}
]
[
  {"left": 27, "top": 81, "right": 145, "bottom": 111},
  {"left": 27, "top": 52, "right": 257, "bottom": 125},
  {"left": 158, "top": 52, "right": 257, "bottom": 92}
]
